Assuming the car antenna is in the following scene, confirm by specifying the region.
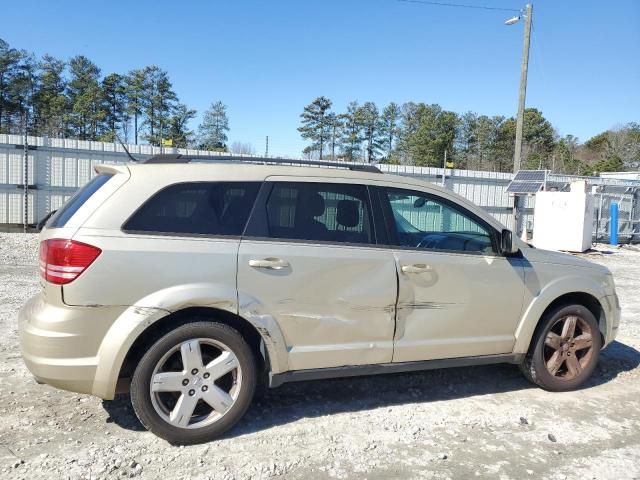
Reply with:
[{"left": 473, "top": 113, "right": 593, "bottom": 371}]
[{"left": 116, "top": 135, "right": 139, "bottom": 163}]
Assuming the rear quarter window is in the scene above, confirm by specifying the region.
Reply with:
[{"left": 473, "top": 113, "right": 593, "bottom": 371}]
[
  {"left": 123, "top": 182, "right": 260, "bottom": 236},
  {"left": 47, "top": 174, "right": 113, "bottom": 228}
]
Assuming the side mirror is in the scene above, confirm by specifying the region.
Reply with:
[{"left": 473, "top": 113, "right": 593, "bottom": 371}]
[{"left": 500, "top": 229, "right": 518, "bottom": 255}]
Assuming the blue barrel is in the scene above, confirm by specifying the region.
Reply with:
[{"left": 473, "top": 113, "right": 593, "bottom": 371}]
[{"left": 610, "top": 202, "right": 619, "bottom": 245}]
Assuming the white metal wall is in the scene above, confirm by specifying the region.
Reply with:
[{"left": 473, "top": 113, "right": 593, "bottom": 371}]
[{"left": 0, "top": 134, "right": 638, "bottom": 242}]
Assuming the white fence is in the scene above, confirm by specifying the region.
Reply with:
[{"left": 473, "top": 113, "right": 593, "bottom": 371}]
[{"left": 1, "top": 134, "right": 639, "bottom": 242}]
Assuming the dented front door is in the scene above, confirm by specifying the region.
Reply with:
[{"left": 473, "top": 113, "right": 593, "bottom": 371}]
[{"left": 237, "top": 241, "right": 397, "bottom": 371}]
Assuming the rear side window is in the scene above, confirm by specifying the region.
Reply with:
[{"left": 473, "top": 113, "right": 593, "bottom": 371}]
[
  {"left": 123, "top": 182, "right": 260, "bottom": 236},
  {"left": 47, "top": 174, "right": 113, "bottom": 228},
  {"left": 265, "top": 182, "right": 374, "bottom": 244}
]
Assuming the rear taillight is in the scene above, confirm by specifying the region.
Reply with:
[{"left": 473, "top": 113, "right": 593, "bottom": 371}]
[{"left": 39, "top": 239, "right": 102, "bottom": 285}]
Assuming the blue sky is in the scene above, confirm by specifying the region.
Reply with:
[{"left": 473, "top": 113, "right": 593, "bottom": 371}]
[{"left": 3, "top": 0, "right": 639, "bottom": 157}]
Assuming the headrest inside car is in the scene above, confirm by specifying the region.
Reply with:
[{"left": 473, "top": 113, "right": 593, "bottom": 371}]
[
  {"left": 336, "top": 200, "right": 360, "bottom": 228},
  {"left": 308, "top": 193, "right": 325, "bottom": 217}
]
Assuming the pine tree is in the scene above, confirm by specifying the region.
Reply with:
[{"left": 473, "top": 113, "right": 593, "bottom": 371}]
[
  {"left": 298, "top": 96, "right": 332, "bottom": 160},
  {"left": 67, "top": 55, "right": 103, "bottom": 139},
  {"left": 101, "top": 73, "right": 127, "bottom": 142},
  {"left": 167, "top": 103, "right": 196, "bottom": 148},
  {"left": 339, "top": 101, "right": 364, "bottom": 162},
  {"left": 358, "top": 102, "right": 383, "bottom": 163},
  {"left": 326, "top": 113, "right": 342, "bottom": 161},
  {"left": 33, "top": 55, "right": 67, "bottom": 137},
  {"left": 0, "top": 39, "right": 25, "bottom": 133},
  {"left": 380, "top": 102, "right": 400, "bottom": 162},
  {"left": 125, "top": 69, "right": 146, "bottom": 144},
  {"left": 198, "top": 101, "right": 229, "bottom": 151},
  {"left": 140, "top": 66, "right": 177, "bottom": 146}
]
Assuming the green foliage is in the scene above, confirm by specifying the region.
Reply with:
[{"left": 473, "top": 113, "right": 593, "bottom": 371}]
[
  {"left": 125, "top": 69, "right": 146, "bottom": 144},
  {"left": 298, "top": 96, "right": 333, "bottom": 160},
  {"left": 339, "top": 101, "right": 364, "bottom": 162},
  {"left": 140, "top": 66, "right": 177, "bottom": 146},
  {"left": 380, "top": 102, "right": 400, "bottom": 162},
  {"left": 198, "top": 101, "right": 230, "bottom": 151},
  {"left": 32, "top": 55, "right": 67, "bottom": 137},
  {"left": 167, "top": 104, "right": 196, "bottom": 148},
  {"left": 0, "top": 37, "right": 199, "bottom": 146},
  {"left": 100, "top": 73, "right": 126, "bottom": 142},
  {"left": 401, "top": 104, "right": 458, "bottom": 167},
  {"left": 67, "top": 56, "right": 104, "bottom": 139},
  {"left": 358, "top": 101, "right": 383, "bottom": 163}
]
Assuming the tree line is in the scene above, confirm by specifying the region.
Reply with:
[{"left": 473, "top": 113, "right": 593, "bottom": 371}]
[
  {"left": 298, "top": 96, "right": 640, "bottom": 174},
  {"left": 2, "top": 37, "right": 637, "bottom": 172},
  {"left": 0, "top": 38, "right": 230, "bottom": 149}
]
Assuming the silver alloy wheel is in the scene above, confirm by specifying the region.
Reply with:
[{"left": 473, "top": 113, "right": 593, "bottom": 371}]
[{"left": 149, "top": 338, "right": 242, "bottom": 429}]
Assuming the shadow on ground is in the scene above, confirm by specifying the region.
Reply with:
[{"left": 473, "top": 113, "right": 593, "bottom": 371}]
[{"left": 102, "top": 340, "right": 640, "bottom": 438}]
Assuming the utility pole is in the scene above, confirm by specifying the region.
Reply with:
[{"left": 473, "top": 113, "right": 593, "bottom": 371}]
[
  {"left": 265, "top": 136, "right": 269, "bottom": 157},
  {"left": 507, "top": 3, "right": 533, "bottom": 238},
  {"left": 513, "top": 3, "right": 532, "bottom": 173}
]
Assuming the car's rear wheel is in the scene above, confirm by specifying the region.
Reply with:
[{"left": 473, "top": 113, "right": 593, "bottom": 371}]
[
  {"left": 130, "top": 321, "right": 256, "bottom": 444},
  {"left": 520, "top": 304, "right": 602, "bottom": 391}
]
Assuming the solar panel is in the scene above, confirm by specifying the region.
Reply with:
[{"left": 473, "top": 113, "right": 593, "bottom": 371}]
[
  {"left": 506, "top": 170, "right": 547, "bottom": 194},
  {"left": 512, "top": 170, "right": 546, "bottom": 182}
]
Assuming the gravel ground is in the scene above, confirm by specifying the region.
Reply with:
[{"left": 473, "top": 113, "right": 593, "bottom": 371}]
[{"left": 1, "top": 233, "right": 639, "bottom": 480}]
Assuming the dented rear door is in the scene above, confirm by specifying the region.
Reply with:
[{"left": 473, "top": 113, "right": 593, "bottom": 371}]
[{"left": 237, "top": 178, "right": 397, "bottom": 371}]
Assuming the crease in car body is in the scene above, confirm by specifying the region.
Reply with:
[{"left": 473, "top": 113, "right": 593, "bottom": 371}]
[{"left": 19, "top": 159, "right": 621, "bottom": 444}]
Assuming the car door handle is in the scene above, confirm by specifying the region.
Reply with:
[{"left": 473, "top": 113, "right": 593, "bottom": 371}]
[
  {"left": 401, "top": 264, "right": 433, "bottom": 274},
  {"left": 249, "top": 258, "right": 290, "bottom": 270}
]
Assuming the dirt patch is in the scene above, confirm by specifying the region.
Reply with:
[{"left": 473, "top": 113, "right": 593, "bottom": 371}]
[{"left": 1, "top": 234, "right": 639, "bottom": 479}]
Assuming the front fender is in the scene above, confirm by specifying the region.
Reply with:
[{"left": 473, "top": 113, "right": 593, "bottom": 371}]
[{"left": 512, "top": 274, "right": 606, "bottom": 354}]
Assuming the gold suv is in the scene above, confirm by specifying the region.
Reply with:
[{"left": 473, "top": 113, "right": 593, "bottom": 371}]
[{"left": 19, "top": 156, "right": 620, "bottom": 444}]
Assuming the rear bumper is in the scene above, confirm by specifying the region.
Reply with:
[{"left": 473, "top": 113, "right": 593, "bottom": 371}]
[{"left": 18, "top": 293, "right": 126, "bottom": 397}]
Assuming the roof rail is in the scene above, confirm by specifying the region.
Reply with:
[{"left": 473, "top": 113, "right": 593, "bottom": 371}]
[{"left": 140, "top": 154, "right": 383, "bottom": 174}]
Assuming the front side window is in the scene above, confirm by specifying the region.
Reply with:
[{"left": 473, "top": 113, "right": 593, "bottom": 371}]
[
  {"left": 123, "top": 182, "right": 260, "bottom": 236},
  {"left": 265, "top": 182, "right": 374, "bottom": 244},
  {"left": 385, "top": 188, "right": 495, "bottom": 254}
]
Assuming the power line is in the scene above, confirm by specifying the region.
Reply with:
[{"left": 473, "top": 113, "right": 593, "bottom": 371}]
[{"left": 397, "top": 0, "right": 520, "bottom": 13}]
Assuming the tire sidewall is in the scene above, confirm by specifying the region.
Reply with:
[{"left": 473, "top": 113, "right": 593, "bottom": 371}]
[
  {"left": 130, "top": 321, "right": 256, "bottom": 444},
  {"left": 531, "top": 304, "right": 602, "bottom": 391}
]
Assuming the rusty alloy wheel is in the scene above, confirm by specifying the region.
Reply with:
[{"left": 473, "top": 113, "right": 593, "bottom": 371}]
[{"left": 543, "top": 315, "right": 594, "bottom": 380}]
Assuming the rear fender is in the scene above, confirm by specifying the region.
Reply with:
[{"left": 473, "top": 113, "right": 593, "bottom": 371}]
[{"left": 92, "top": 283, "right": 288, "bottom": 398}]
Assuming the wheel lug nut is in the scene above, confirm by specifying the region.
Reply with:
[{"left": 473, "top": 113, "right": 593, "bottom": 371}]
[
  {"left": 188, "top": 389, "right": 195, "bottom": 396},
  {"left": 182, "top": 379, "right": 189, "bottom": 386},
  {"left": 203, "top": 373, "right": 210, "bottom": 379},
  {"left": 202, "top": 385, "right": 208, "bottom": 392},
  {"left": 191, "top": 368, "right": 199, "bottom": 375}
]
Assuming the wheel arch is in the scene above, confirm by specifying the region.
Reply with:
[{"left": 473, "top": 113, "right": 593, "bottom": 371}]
[
  {"left": 514, "top": 289, "right": 605, "bottom": 354},
  {"left": 117, "top": 307, "right": 269, "bottom": 387}
]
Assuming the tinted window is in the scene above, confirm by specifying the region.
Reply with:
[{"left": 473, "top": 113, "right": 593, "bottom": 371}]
[
  {"left": 124, "top": 182, "right": 260, "bottom": 236},
  {"left": 265, "top": 182, "right": 374, "bottom": 244},
  {"left": 386, "top": 188, "right": 495, "bottom": 254},
  {"left": 48, "top": 174, "right": 113, "bottom": 228}
]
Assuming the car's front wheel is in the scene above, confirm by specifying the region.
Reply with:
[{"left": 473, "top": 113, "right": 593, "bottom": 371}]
[
  {"left": 130, "top": 321, "right": 256, "bottom": 444},
  {"left": 520, "top": 304, "right": 602, "bottom": 391}
]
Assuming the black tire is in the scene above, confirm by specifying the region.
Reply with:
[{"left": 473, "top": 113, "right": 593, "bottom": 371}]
[
  {"left": 520, "top": 304, "right": 602, "bottom": 391},
  {"left": 130, "top": 321, "right": 256, "bottom": 444}
]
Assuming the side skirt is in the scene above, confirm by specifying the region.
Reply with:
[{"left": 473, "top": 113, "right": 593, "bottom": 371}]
[{"left": 269, "top": 353, "right": 524, "bottom": 388}]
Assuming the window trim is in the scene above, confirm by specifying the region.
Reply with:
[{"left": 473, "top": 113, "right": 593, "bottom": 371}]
[
  {"left": 243, "top": 181, "right": 380, "bottom": 247},
  {"left": 120, "top": 181, "right": 261, "bottom": 238},
  {"left": 378, "top": 186, "right": 501, "bottom": 256}
]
